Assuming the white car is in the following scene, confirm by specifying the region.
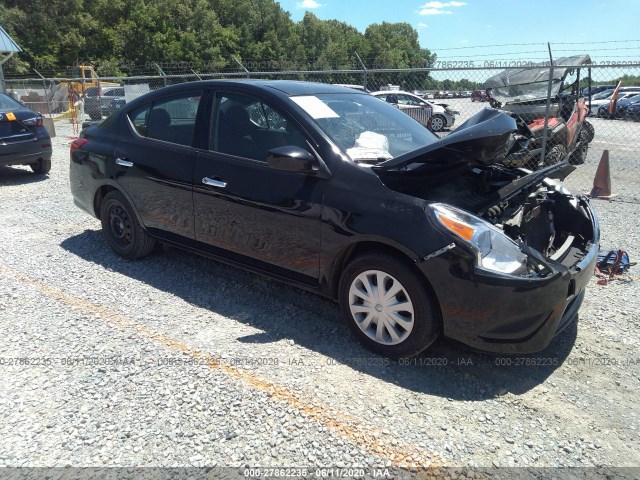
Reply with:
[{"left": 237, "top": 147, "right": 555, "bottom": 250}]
[{"left": 371, "top": 90, "right": 457, "bottom": 132}]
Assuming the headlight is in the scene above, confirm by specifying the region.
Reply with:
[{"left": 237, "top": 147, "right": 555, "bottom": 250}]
[{"left": 430, "top": 203, "right": 528, "bottom": 275}]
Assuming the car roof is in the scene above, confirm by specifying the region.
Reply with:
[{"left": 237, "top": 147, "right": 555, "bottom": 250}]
[
  {"left": 371, "top": 90, "right": 415, "bottom": 95},
  {"left": 117, "top": 80, "right": 369, "bottom": 114}
]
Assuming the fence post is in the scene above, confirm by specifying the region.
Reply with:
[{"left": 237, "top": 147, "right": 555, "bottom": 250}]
[
  {"left": 540, "top": 43, "right": 554, "bottom": 166},
  {"left": 153, "top": 62, "right": 167, "bottom": 87},
  {"left": 233, "top": 56, "right": 251, "bottom": 79},
  {"left": 33, "top": 69, "right": 52, "bottom": 117},
  {"left": 355, "top": 52, "right": 367, "bottom": 90},
  {"left": 190, "top": 69, "right": 202, "bottom": 81}
]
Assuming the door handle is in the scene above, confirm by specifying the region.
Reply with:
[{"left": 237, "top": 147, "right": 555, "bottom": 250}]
[
  {"left": 202, "top": 177, "right": 227, "bottom": 188},
  {"left": 115, "top": 158, "right": 134, "bottom": 167}
]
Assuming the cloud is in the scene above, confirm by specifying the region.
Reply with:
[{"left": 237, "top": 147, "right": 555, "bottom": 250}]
[
  {"left": 459, "top": 39, "right": 468, "bottom": 43},
  {"left": 418, "top": 1, "right": 465, "bottom": 15},
  {"left": 422, "top": 1, "right": 465, "bottom": 7},
  {"left": 417, "top": 22, "right": 429, "bottom": 28},
  {"left": 296, "top": 0, "right": 323, "bottom": 8},
  {"left": 419, "top": 8, "right": 452, "bottom": 15}
]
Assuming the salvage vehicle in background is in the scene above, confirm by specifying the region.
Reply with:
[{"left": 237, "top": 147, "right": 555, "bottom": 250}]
[
  {"left": 0, "top": 93, "right": 52, "bottom": 174},
  {"left": 84, "top": 86, "right": 126, "bottom": 120},
  {"left": 371, "top": 90, "right": 457, "bottom": 132},
  {"left": 484, "top": 55, "right": 595, "bottom": 169},
  {"left": 623, "top": 98, "right": 640, "bottom": 121},
  {"left": 471, "top": 90, "right": 489, "bottom": 102},
  {"left": 70, "top": 80, "right": 599, "bottom": 358}
]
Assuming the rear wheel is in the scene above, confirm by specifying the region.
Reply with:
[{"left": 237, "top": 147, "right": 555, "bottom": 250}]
[
  {"left": 100, "top": 190, "right": 155, "bottom": 260},
  {"left": 30, "top": 158, "right": 51, "bottom": 174},
  {"left": 543, "top": 144, "right": 567, "bottom": 167},
  {"left": 338, "top": 253, "right": 441, "bottom": 358},
  {"left": 430, "top": 114, "right": 446, "bottom": 132}
]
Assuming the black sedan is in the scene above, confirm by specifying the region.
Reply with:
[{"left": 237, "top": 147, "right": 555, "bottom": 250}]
[
  {"left": 69, "top": 80, "right": 599, "bottom": 358},
  {"left": 0, "top": 93, "right": 52, "bottom": 174},
  {"left": 622, "top": 97, "right": 640, "bottom": 121}
]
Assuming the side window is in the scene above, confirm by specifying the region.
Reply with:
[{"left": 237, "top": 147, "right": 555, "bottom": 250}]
[
  {"left": 211, "top": 92, "right": 308, "bottom": 161},
  {"left": 127, "top": 93, "right": 202, "bottom": 147},
  {"left": 397, "top": 95, "right": 421, "bottom": 106},
  {"left": 129, "top": 104, "right": 150, "bottom": 136}
]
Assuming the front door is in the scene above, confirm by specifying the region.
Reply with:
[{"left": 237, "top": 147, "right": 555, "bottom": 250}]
[{"left": 192, "top": 90, "right": 323, "bottom": 283}]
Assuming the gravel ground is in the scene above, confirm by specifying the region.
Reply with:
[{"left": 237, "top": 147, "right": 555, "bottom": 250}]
[{"left": 0, "top": 120, "right": 639, "bottom": 477}]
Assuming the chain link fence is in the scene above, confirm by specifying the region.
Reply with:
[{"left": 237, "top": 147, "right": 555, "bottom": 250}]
[{"left": 5, "top": 61, "right": 640, "bottom": 202}]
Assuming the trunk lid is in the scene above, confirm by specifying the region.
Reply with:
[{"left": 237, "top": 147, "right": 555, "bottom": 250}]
[{"left": 0, "top": 109, "right": 39, "bottom": 143}]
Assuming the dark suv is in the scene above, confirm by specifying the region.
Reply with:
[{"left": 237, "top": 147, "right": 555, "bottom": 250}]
[
  {"left": 471, "top": 90, "right": 489, "bottom": 102},
  {"left": 70, "top": 81, "right": 599, "bottom": 358},
  {"left": 84, "top": 86, "right": 125, "bottom": 120}
]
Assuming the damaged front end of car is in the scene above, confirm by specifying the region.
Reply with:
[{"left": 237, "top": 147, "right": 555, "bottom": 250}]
[{"left": 373, "top": 108, "right": 599, "bottom": 353}]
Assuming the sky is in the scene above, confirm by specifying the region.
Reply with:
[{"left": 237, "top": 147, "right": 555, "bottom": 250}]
[{"left": 280, "top": 0, "right": 640, "bottom": 66}]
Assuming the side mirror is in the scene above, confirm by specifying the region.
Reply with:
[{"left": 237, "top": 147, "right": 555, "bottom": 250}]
[{"left": 267, "top": 146, "right": 330, "bottom": 178}]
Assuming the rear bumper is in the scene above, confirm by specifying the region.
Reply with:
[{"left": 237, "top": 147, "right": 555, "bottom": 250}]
[
  {"left": 0, "top": 140, "right": 52, "bottom": 167},
  {"left": 420, "top": 200, "right": 599, "bottom": 354}
]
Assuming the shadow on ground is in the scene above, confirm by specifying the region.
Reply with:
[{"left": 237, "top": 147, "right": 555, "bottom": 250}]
[
  {"left": 61, "top": 229, "right": 577, "bottom": 401},
  {"left": 0, "top": 165, "right": 50, "bottom": 185}
]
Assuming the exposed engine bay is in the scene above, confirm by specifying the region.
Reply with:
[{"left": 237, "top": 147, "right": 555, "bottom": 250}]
[{"left": 376, "top": 160, "right": 595, "bottom": 271}]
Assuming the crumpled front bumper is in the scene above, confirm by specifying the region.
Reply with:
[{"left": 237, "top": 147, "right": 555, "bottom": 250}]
[{"left": 419, "top": 199, "right": 599, "bottom": 354}]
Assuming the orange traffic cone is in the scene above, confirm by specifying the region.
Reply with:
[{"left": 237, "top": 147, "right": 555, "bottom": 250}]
[{"left": 589, "top": 150, "right": 617, "bottom": 199}]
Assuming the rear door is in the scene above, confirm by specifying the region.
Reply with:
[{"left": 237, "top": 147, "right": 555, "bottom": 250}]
[
  {"left": 114, "top": 89, "right": 205, "bottom": 241},
  {"left": 192, "top": 89, "right": 323, "bottom": 283}
]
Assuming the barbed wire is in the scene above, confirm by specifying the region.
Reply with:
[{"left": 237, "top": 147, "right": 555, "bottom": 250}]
[{"left": 434, "top": 40, "right": 640, "bottom": 51}]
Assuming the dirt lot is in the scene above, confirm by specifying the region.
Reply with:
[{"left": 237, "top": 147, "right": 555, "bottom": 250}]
[{"left": 0, "top": 118, "right": 639, "bottom": 477}]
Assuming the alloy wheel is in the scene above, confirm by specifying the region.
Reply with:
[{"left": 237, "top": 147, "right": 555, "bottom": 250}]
[{"left": 430, "top": 115, "right": 445, "bottom": 132}]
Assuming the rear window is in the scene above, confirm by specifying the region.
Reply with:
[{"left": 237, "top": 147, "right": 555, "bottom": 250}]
[
  {"left": 104, "top": 88, "right": 124, "bottom": 97},
  {"left": 0, "top": 93, "right": 25, "bottom": 111},
  {"left": 84, "top": 87, "right": 101, "bottom": 97}
]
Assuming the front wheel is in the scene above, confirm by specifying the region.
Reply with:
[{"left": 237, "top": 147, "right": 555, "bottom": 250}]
[
  {"left": 569, "top": 129, "right": 589, "bottom": 165},
  {"left": 100, "top": 190, "right": 155, "bottom": 260},
  {"left": 338, "top": 253, "right": 441, "bottom": 358},
  {"left": 582, "top": 121, "right": 595, "bottom": 142}
]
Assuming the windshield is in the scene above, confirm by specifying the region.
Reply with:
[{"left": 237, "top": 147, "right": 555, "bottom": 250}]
[
  {"left": 291, "top": 92, "right": 438, "bottom": 163},
  {"left": 0, "top": 93, "right": 26, "bottom": 111},
  {"left": 592, "top": 89, "right": 615, "bottom": 100},
  {"left": 489, "top": 79, "right": 562, "bottom": 103}
]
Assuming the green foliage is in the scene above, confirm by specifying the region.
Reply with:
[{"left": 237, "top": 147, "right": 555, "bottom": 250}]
[{"left": 0, "top": 0, "right": 435, "bottom": 80}]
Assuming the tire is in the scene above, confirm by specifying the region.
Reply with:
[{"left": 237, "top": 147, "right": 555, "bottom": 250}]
[
  {"left": 430, "top": 114, "right": 446, "bottom": 132},
  {"left": 338, "top": 252, "right": 441, "bottom": 359},
  {"left": 582, "top": 121, "right": 595, "bottom": 142},
  {"left": 569, "top": 129, "right": 589, "bottom": 166},
  {"left": 100, "top": 190, "right": 155, "bottom": 260},
  {"left": 543, "top": 144, "right": 567, "bottom": 167},
  {"left": 88, "top": 109, "right": 102, "bottom": 121},
  {"left": 30, "top": 158, "right": 51, "bottom": 174}
]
